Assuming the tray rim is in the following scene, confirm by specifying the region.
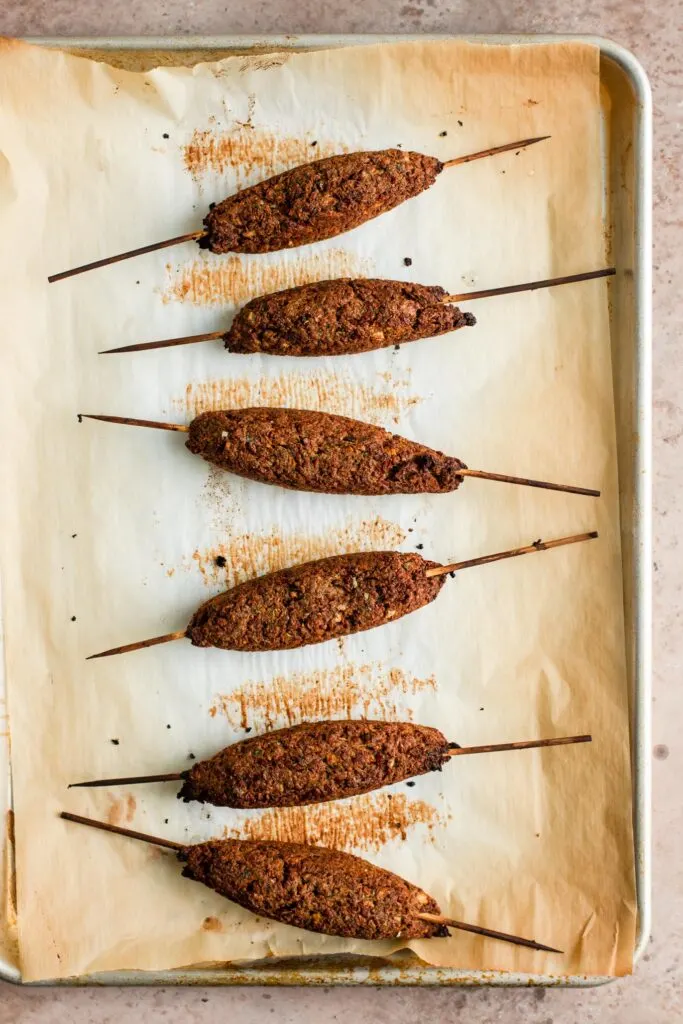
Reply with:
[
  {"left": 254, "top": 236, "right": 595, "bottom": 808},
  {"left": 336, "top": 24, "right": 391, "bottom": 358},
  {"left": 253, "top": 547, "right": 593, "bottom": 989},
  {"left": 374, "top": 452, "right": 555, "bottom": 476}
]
[{"left": 3, "top": 31, "right": 652, "bottom": 988}]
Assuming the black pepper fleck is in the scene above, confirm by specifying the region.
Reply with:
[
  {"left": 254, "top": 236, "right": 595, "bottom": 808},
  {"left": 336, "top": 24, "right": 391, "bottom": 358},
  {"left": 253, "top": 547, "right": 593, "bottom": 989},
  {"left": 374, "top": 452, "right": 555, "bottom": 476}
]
[
  {"left": 167, "top": 724, "right": 171, "bottom": 729},
  {"left": 188, "top": 753, "right": 196, "bottom": 760},
  {"left": 215, "top": 555, "right": 227, "bottom": 568},
  {"left": 458, "top": 120, "right": 463, "bottom": 126},
  {"left": 310, "top": 140, "right": 318, "bottom": 147},
  {"left": 164, "top": 818, "right": 169, "bottom": 824},
  {"left": 71, "top": 616, "right": 76, "bottom": 622},
  {"left": 416, "top": 543, "right": 424, "bottom": 550},
  {"left": 406, "top": 780, "right": 416, "bottom": 787},
  {"left": 439, "top": 130, "right": 447, "bottom": 137},
  {"left": 110, "top": 739, "right": 119, "bottom": 746},
  {"left": 403, "top": 257, "right": 412, "bottom": 266},
  {"left": 394, "top": 344, "right": 401, "bottom": 352},
  {"left": 245, "top": 727, "right": 252, "bottom": 733},
  {"left": 162, "top": 133, "right": 169, "bottom": 139},
  {"left": 71, "top": 533, "right": 77, "bottom": 539}
]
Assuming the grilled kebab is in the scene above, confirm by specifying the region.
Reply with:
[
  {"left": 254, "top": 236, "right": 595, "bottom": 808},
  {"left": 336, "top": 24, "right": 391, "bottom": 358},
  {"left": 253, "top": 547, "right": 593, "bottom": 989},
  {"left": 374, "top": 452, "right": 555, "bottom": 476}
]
[
  {"left": 87, "top": 533, "right": 597, "bottom": 659},
  {"left": 70, "top": 719, "right": 592, "bottom": 807},
  {"left": 82, "top": 407, "right": 600, "bottom": 497},
  {"left": 60, "top": 812, "right": 561, "bottom": 951}
]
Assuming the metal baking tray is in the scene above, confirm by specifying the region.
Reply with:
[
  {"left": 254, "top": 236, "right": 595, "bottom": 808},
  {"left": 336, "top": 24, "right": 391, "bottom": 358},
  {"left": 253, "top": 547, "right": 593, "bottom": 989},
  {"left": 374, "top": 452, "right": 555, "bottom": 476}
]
[{"left": 1, "top": 33, "right": 652, "bottom": 987}]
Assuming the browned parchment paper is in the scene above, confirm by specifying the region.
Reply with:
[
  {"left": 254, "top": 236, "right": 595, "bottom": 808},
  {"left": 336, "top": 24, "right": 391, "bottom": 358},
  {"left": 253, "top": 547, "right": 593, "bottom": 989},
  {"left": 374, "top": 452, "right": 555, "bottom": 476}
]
[{"left": 0, "top": 38, "right": 636, "bottom": 981}]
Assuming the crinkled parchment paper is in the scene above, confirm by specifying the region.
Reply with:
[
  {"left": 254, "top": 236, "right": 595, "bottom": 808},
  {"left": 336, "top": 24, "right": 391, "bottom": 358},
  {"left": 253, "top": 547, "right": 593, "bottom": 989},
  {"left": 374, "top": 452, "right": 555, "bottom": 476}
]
[{"left": 0, "top": 37, "right": 635, "bottom": 981}]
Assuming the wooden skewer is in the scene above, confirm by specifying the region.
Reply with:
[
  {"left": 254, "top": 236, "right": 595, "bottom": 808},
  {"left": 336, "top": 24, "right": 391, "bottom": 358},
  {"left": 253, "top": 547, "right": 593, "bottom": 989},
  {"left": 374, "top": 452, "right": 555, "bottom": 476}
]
[
  {"left": 442, "top": 135, "right": 550, "bottom": 169},
  {"left": 425, "top": 530, "right": 598, "bottom": 578},
  {"left": 80, "top": 414, "right": 189, "bottom": 433},
  {"left": 416, "top": 913, "right": 563, "bottom": 954},
  {"left": 86, "top": 532, "right": 597, "bottom": 660},
  {"left": 68, "top": 734, "right": 591, "bottom": 790},
  {"left": 60, "top": 812, "right": 560, "bottom": 953},
  {"left": 447, "top": 734, "right": 591, "bottom": 757},
  {"left": 444, "top": 266, "right": 616, "bottom": 303},
  {"left": 458, "top": 469, "right": 599, "bottom": 498},
  {"left": 80, "top": 414, "right": 599, "bottom": 497},
  {"left": 96, "top": 264, "right": 613, "bottom": 358},
  {"left": 48, "top": 231, "right": 205, "bottom": 284},
  {"left": 100, "top": 331, "right": 225, "bottom": 355},
  {"left": 69, "top": 772, "right": 187, "bottom": 789},
  {"left": 48, "top": 137, "right": 548, "bottom": 284},
  {"left": 60, "top": 811, "right": 184, "bottom": 852},
  {"left": 86, "top": 630, "right": 186, "bottom": 660}
]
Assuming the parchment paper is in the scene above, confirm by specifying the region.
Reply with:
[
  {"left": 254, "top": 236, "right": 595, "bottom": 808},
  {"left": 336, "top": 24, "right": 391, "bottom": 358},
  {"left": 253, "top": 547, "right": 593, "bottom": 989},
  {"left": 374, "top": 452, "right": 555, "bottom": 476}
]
[{"left": 0, "top": 38, "right": 636, "bottom": 981}]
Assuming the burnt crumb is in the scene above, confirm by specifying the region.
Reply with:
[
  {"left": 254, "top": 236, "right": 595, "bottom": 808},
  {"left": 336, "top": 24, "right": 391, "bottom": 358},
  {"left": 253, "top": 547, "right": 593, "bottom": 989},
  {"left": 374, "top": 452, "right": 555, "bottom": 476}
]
[
  {"left": 439, "top": 130, "right": 447, "bottom": 137},
  {"left": 201, "top": 998, "right": 209, "bottom": 1003},
  {"left": 136, "top": 280, "right": 140, "bottom": 285},
  {"left": 457, "top": 120, "right": 463, "bottom": 127},
  {"left": 501, "top": 170, "right": 506, "bottom": 174},
  {"left": 70, "top": 616, "right": 76, "bottom": 622},
  {"left": 406, "top": 780, "right": 416, "bottom": 787},
  {"left": 403, "top": 257, "right": 412, "bottom": 266},
  {"left": 167, "top": 724, "right": 171, "bottom": 729},
  {"left": 479, "top": 707, "right": 484, "bottom": 711},
  {"left": 244, "top": 727, "right": 252, "bottom": 733},
  {"left": 515, "top": 150, "right": 521, "bottom": 156},
  {"left": 164, "top": 818, "right": 169, "bottom": 824},
  {"left": 394, "top": 344, "right": 401, "bottom": 352},
  {"left": 215, "top": 555, "right": 227, "bottom": 568},
  {"left": 449, "top": 571, "right": 456, "bottom": 579},
  {"left": 415, "top": 543, "right": 424, "bottom": 550},
  {"left": 310, "top": 140, "right": 318, "bottom": 147},
  {"left": 188, "top": 752, "right": 196, "bottom": 760},
  {"left": 110, "top": 739, "right": 119, "bottom": 746},
  {"left": 77, "top": 414, "right": 83, "bottom": 423},
  {"left": 463, "top": 312, "right": 477, "bottom": 327},
  {"left": 162, "top": 132, "right": 169, "bottom": 139},
  {"left": 408, "top": 528, "right": 413, "bottom": 533},
  {"left": 71, "top": 533, "right": 77, "bottom": 539}
]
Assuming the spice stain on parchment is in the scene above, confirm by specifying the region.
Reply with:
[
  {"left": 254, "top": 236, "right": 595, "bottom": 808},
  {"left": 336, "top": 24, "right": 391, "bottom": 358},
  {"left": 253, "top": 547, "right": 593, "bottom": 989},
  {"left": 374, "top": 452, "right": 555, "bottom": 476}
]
[
  {"left": 225, "top": 793, "right": 442, "bottom": 853},
  {"left": 163, "top": 249, "right": 372, "bottom": 306},
  {"left": 210, "top": 663, "right": 437, "bottom": 731},
  {"left": 107, "top": 794, "right": 137, "bottom": 826},
  {"left": 202, "top": 915, "right": 224, "bottom": 933},
  {"left": 187, "top": 516, "right": 407, "bottom": 588},
  {"left": 173, "top": 371, "right": 421, "bottom": 426},
  {"left": 183, "top": 126, "right": 346, "bottom": 182}
]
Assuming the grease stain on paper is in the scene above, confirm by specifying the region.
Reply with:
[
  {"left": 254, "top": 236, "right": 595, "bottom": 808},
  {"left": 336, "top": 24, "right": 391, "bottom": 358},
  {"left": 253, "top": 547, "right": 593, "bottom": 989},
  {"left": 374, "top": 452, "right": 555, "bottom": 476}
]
[
  {"left": 183, "top": 126, "right": 345, "bottom": 182},
  {"left": 107, "top": 795, "right": 137, "bottom": 826},
  {"left": 162, "top": 249, "right": 372, "bottom": 306},
  {"left": 209, "top": 662, "right": 438, "bottom": 731},
  {"left": 187, "top": 516, "right": 407, "bottom": 588},
  {"left": 173, "top": 370, "right": 421, "bottom": 425},
  {"left": 225, "top": 792, "right": 441, "bottom": 853}
]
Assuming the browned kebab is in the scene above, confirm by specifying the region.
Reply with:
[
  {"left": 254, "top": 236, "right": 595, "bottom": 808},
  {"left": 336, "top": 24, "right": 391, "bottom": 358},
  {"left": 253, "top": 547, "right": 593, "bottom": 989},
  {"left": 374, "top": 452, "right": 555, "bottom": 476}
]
[
  {"left": 87, "top": 531, "right": 597, "bottom": 660},
  {"left": 60, "top": 812, "right": 562, "bottom": 952},
  {"left": 80, "top": 407, "right": 600, "bottom": 497},
  {"left": 48, "top": 137, "right": 549, "bottom": 283},
  {"left": 98, "top": 268, "right": 615, "bottom": 357},
  {"left": 70, "top": 720, "right": 591, "bottom": 807}
]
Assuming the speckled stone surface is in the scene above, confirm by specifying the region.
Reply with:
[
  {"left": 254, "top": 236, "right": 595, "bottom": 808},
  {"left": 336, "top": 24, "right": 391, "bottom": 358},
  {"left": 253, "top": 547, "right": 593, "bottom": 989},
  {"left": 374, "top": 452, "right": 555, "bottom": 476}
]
[{"left": 0, "top": 2, "right": 677, "bottom": 1021}]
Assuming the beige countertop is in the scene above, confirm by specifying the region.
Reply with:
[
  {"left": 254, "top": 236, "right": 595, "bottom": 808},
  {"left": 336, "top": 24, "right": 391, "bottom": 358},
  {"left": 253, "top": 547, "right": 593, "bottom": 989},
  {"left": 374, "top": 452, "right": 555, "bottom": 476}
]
[{"left": 0, "top": 2, "right": 676, "bottom": 1022}]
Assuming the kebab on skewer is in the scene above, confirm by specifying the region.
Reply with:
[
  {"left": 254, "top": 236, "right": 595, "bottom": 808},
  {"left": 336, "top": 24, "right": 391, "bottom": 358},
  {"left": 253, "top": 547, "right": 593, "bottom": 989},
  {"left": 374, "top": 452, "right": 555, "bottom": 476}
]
[
  {"left": 87, "top": 531, "right": 597, "bottom": 660},
  {"left": 48, "top": 137, "right": 549, "bottom": 284},
  {"left": 60, "top": 812, "right": 562, "bottom": 953},
  {"left": 70, "top": 720, "right": 592, "bottom": 807},
  {"left": 99, "top": 268, "right": 615, "bottom": 357},
  {"left": 81, "top": 407, "right": 600, "bottom": 498}
]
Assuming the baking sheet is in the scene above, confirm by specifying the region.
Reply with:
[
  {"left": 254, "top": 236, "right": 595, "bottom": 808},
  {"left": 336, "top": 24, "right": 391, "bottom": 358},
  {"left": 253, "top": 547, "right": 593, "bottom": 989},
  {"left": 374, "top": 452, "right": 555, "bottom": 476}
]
[{"left": 0, "top": 37, "right": 637, "bottom": 982}]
